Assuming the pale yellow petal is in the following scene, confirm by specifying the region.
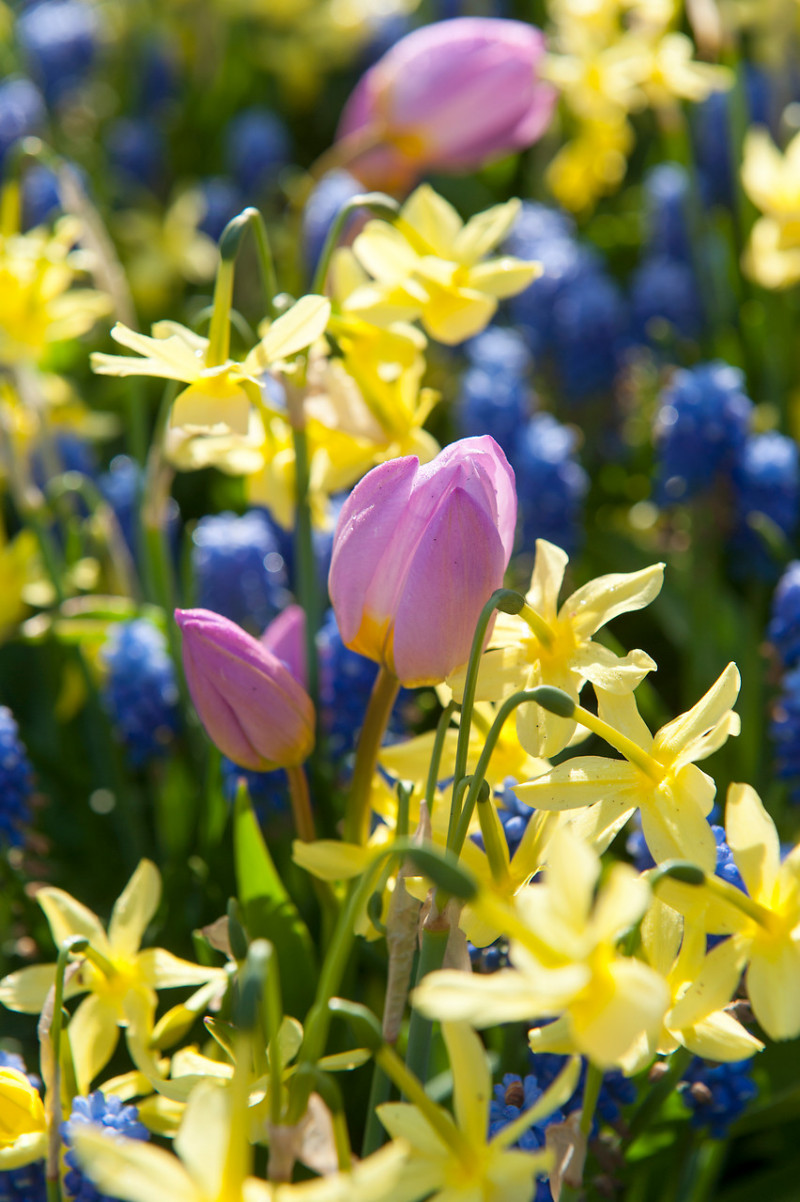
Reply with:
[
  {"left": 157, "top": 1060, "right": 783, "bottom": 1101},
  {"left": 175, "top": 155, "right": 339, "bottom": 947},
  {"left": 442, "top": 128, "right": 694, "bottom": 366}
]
[
  {"left": 668, "top": 936, "right": 749, "bottom": 1029},
  {"left": 747, "top": 941, "right": 800, "bottom": 1040},
  {"left": 412, "top": 969, "right": 557, "bottom": 1027},
  {"left": 442, "top": 1021, "right": 490, "bottom": 1146},
  {"left": 68, "top": 993, "right": 122, "bottom": 1094},
  {"left": 574, "top": 644, "right": 656, "bottom": 694},
  {"left": 244, "top": 296, "right": 331, "bottom": 372},
  {"left": 640, "top": 782, "right": 717, "bottom": 872},
  {"left": 454, "top": 199, "right": 520, "bottom": 264},
  {"left": 108, "top": 860, "right": 161, "bottom": 960},
  {"left": 136, "top": 948, "right": 224, "bottom": 991},
  {"left": 377, "top": 1102, "right": 450, "bottom": 1157},
  {"left": 420, "top": 285, "right": 497, "bottom": 345},
  {"left": 175, "top": 1081, "right": 230, "bottom": 1200},
  {"left": 563, "top": 563, "right": 665, "bottom": 639},
  {"left": 36, "top": 887, "right": 110, "bottom": 955},
  {"left": 0, "top": 964, "right": 60, "bottom": 1013},
  {"left": 353, "top": 222, "right": 420, "bottom": 284},
  {"left": 640, "top": 897, "right": 683, "bottom": 977},
  {"left": 570, "top": 958, "right": 670, "bottom": 1069},
  {"left": 653, "top": 663, "right": 740, "bottom": 762},
  {"left": 292, "top": 839, "right": 373, "bottom": 882},
  {"left": 679, "top": 1010, "right": 763, "bottom": 1061},
  {"left": 589, "top": 864, "right": 650, "bottom": 943},
  {"left": 401, "top": 185, "right": 462, "bottom": 257},
  {"left": 596, "top": 690, "right": 653, "bottom": 750},
  {"left": 514, "top": 758, "right": 639, "bottom": 812},
  {"left": 466, "top": 259, "right": 540, "bottom": 299},
  {"left": 71, "top": 1125, "right": 199, "bottom": 1202},
  {"left": 725, "top": 782, "right": 781, "bottom": 904},
  {"left": 527, "top": 540, "right": 568, "bottom": 617}
]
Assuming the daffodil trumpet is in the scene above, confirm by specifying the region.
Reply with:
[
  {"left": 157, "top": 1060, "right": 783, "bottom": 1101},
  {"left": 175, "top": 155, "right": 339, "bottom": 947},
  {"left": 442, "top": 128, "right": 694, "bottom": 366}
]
[{"left": 312, "top": 192, "right": 400, "bottom": 295}]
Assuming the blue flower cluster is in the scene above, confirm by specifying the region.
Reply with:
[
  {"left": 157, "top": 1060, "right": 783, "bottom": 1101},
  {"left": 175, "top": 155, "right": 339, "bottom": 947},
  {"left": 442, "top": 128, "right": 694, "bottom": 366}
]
[
  {"left": 630, "top": 164, "right": 703, "bottom": 346},
  {"left": 301, "top": 170, "right": 363, "bottom": 279},
  {"left": 531, "top": 1052, "right": 637, "bottom": 1128},
  {"left": 191, "top": 510, "right": 290, "bottom": 635},
  {"left": 679, "top": 1058, "right": 758, "bottom": 1139},
  {"left": 62, "top": 1093, "right": 149, "bottom": 1202},
  {"left": 100, "top": 619, "right": 180, "bottom": 767},
  {"left": 0, "top": 1051, "right": 45, "bottom": 1202},
  {"left": 0, "top": 707, "right": 34, "bottom": 849},
  {"left": 457, "top": 324, "right": 588, "bottom": 556},
  {"left": 769, "top": 561, "right": 800, "bottom": 800},
  {"left": 506, "top": 202, "right": 628, "bottom": 403},
  {"left": 488, "top": 1073, "right": 563, "bottom": 1202}
]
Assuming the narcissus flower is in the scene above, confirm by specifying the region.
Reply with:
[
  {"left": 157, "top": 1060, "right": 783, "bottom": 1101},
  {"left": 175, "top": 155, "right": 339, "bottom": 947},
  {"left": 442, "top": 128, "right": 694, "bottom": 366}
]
[
  {"left": 175, "top": 608, "right": 315, "bottom": 770},
  {"left": 336, "top": 18, "right": 556, "bottom": 190},
  {"left": 0, "top": 861, "right": 223, "bottom": 1094},
  {"left": 91, "top": 295, "right": 330, "bottom": 437},
  {"left": 0, "top": 1068, "right": 46, "bottom": 1168},
  {"left": 328, "top": 436, "right": 516, "bottom": 687}
]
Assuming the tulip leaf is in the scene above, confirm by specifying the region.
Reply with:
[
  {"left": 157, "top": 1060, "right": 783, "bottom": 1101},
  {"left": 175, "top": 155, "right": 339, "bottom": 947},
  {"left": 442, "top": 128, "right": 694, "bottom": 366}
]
[{"left": 233, "top": 784, "right": 317, "bottom": 1016}]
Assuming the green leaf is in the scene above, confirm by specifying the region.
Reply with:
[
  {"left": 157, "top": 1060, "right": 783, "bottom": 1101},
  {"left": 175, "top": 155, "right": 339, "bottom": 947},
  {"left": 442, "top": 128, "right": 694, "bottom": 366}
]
[{"left": 233, "top": 783, "right": 316, "bottom": 1016}]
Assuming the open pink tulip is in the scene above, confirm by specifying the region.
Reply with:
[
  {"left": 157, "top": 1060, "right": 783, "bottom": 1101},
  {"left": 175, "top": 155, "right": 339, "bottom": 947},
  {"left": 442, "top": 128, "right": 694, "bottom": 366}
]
[
  {"left": 336, "top": 18, "right": 556, "bottom": 191},
  {"left": 329, "top": 436, "right": 516, "bottom": 687},
  {"left": 175, "top": 608, "right": 314, "bottom": 771}
]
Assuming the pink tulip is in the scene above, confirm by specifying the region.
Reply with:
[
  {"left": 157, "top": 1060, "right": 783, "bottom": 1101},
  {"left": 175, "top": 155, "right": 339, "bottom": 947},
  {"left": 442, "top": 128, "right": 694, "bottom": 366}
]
[
  {"left": 260, "top": 603, "right": 307, "bottom": 688},
  {"left": 175, "top": 608, "right": 314, "bottom": 771},
  {"left": 329, "top": 436, "right": 516, "bottom": 687},
  {"left": 336, "top": 18, "right": 556, "bottom": 191}
]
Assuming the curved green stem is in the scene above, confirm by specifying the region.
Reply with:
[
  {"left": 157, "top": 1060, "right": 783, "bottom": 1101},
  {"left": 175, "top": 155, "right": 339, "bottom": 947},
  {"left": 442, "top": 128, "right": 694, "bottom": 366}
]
[
  {"left": 424, "top": 701, "right": 456, "bottom": 817},
  {"left": 311, "top": 193, "right": 400, "bottom": 296}
]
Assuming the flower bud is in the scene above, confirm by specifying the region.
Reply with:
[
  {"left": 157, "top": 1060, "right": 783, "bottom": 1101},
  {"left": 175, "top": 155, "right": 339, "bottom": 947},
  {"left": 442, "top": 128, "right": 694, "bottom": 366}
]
[
  {"left": 336, "top": 18, "right": 556, "bottom": 190},
  {"left": 329, "top": 436, "right": 516, "bottom": 687},
  {"left": 175, "top": 608, "right": 314, "bottom": 771}
]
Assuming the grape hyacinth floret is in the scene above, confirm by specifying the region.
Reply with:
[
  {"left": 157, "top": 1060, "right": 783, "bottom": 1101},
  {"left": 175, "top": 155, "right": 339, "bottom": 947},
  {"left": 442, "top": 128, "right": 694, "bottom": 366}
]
[
  {"left": 191, "top": 511, "right": 290, "bottom": 635},
  {"left": 100, "top": 619, "right": 180, "bottom": 767},
  {"left": 0, "top": 707, "right": 34, "bottom": 850},
  {"left": 679, "top": 1059, "right": 758, "bottom": 1139},
  {"left": 62, "top": 1093, "right": 149, "bottom": 1202},
  {"left": 513, "top": 412, "right": 587, "bottom": 556}
]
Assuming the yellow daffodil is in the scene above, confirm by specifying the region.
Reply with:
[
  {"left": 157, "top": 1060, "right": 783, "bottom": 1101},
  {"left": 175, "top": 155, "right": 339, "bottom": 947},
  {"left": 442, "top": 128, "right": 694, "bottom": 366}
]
[
  {"left": 378, "top": 1021, "right": 580, "bottom": 1202},
  {"left": 0, "top": 212, "right": 110, "bottom": 368},
  {"left": 114, "top": 189, "right": 219, "bottom": 315},
  {"left": 667, "top": 783, "right": 800, "bottom": 1041},
  {"left": 741, "top": 128, "right": 800, "bottom": 288},
  {"left": 0, "top": 860, "right": 226, "bottom": 1094},
  {"left": 413, "top": 829, "right": 670, "bottom": 1070},
  {"left": 72, "top": 1078, "right": 408, "bottom": 1202},
  {"left": 546, "top": 115, "right": 634, "bottom": 211},
  {"left": 449, "top": 539, "right": 663, "bottom": 759},
  {"left": 0, "top": 517, "right": 41, "bottom": 639},
  {"left": 637, "top": 32, "right": 731, "bottom": 109},
  {"left": 351, "top": 186, "right": 540, "bottom": 345},
  {"left": 515, "top": 665, "right": 741, "bottom": 872},
  {"left": 0, "top": 1068, "right": 47, "bottom": 1169},
  {"left": 632, "top": 897, "right": 763, "bottom": 1067},
  {"left": 91, "top": 295, "right": 331, "bottom": 437}
]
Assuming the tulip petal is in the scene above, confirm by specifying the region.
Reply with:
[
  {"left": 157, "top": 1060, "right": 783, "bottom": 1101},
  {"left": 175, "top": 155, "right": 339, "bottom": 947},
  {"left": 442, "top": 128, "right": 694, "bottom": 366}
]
[{"left": 390, "top": 483, "right": 505, "bottom": 684}]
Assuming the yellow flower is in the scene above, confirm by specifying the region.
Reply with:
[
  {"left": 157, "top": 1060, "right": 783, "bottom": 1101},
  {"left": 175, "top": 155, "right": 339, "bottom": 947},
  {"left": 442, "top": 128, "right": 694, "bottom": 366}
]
[
  {"left": 114, "top": 189, "right": 219, "bottom": 315},
  {"left": 0, "top": 212, "right": 110, "bottom": 368},
  {"left": 378, "top": 1021, "right": 579, "bottom": 1202},
  {"left": 669, "top": 783, "right": 800, "bottom": 1041},
  {"left": 91, "top": 295, "right": 331, "bottom": 437},
  {"left": 0, "top": 861, "right": 225, "bottom": 1094},
  {"left": 449, "top": 539, "right": 663, "bottom": 759},
  {"left": 633, "top": 897, "right": 763, "bottom": 1067},
  {"left": 741, "top": 128, "right": 800, "bottom": 288},
  {"left": 515, "top": 665, "right": 740, "bottom": 872},
  {"left": 413, "top": 829, "right": 670, "bottom": 1070},
  {"left": 546, "top": 115, "right": 634, "bottom": 212},
  {"left": 0, "top": 518, "right": 41, "bottom": 639},
  {"left": 351, "top": 186, "right": 540, "bottom": 345},
  {"left": 72, "top": 1077, "right": 408, "bottom": 1202},
  {"left": 0, "top": 1068, "right": 47, "bottom": 1169}
]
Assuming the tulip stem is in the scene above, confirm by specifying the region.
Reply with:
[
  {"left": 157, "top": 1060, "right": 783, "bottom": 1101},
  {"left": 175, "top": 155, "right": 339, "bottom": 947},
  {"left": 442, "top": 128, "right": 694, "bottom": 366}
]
[
  {"left": 345, "top": 666, "right": 400, "bottom": 845},
  {"left": 286, "top": 380, "right": 320, "bottom": 719},
  {"left": 448, "top": 589, "right": 525, "bottom": 847},
  {"left": 286, "top": 764, "right": 316, "bottom": 843}
]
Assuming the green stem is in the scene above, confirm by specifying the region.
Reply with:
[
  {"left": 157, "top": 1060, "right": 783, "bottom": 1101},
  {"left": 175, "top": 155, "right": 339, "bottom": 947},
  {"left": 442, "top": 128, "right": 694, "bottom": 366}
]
[
  {"left": 286, "top": 764, "right": 316, "bottom": 843},
  {"left": 311, "top": 193, "right": 400, "bottom": 295},
  {"left": 362, "top": 1061, "right": 393, "bottom": 1155},
  {"left": 375, "top": 1043, "right": 467, "bottom": 1157},
  {"left": 626, "top": 1047, "right": 693, "bottom": 1145},
  {"left": 476, "top": 793, "right": 510, "bottom": 884},
  {"left": 451, "top": 687, "right": 548, "bottom": 857},
  {"left": 344, "top": 666, "right": 401, "bottom": 845},
  {"left": 288, "top": 410, "right": 320, "bottom": 712},
  {"left": 448, "top": 589, "right": 525, "bottom": 846},
  {"left": 580, "top": 1063, "right": 603, "bottom": 1138},
  {"left": 47, "top": 938, "right": 88, "bottom": 1201},
  {"left": 424, "top": 701, "right": 456, "bottom": 817},
  {"left": 404, "top": 923, "right": 449, "bottom": 1087},
  {"left": 206, "top": 256, "right": 235, "bottom": 367},
  {"left": 264, "top": 947, "right": 284, "bottom": 1127}
]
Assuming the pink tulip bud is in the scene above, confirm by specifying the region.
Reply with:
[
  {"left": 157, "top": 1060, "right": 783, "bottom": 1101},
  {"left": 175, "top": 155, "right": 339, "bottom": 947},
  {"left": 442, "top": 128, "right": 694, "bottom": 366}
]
[
  {"left": 336, "top": 18, "right": 556, "bottom": 191},
  {"left": 175, "top": 608, "right": 314, "bottom": 771},
  {"left": 260, "top": 603, "right": 307, "bottom": 688},
  {"left": 329, "top": 436, "right": 516, "bottom": 687}
]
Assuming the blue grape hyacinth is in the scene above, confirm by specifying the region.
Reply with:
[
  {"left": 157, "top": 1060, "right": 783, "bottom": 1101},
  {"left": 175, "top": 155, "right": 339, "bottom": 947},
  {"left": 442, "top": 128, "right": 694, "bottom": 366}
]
[
  {"left": 768, "top": 561, "right": 800, "bottom": 670},
  {"left": 489, "top": 1074, "right": 563, "bottom": 1202},
  {"left": 301, "top": 169, "right": 363, "bottom": 280},
  {"left": 191, "top": 511, "right": 290, "bottom": 635},
  {"left": 457, "top": 327, "right": 533, "bottom": 456},
  {"left": 729, "top": 431, "right": 800, "bottom": 577},
  {"left": 514, "top": 412, "right": 587, "bottom": 556},
  {"left": 62, "top": 1093, "right": 148, "bottom": 1202},
  {"left": 679, "top": 1059, "right": 758, "bottom": 1139},
  {"left": 0, "top": 707, "right": 34, "bottom": 849},
  {"left": 100, "top": 619, "right": 180, "bottom": 767},
  {"left": 225, "top": 108, "right": 290, "bottom": 197},
  {"left": 17, "top": 0, "right": 98, "bottom": 106},
  {"left": 0, "top": 77, "right": 45, "bottom": 169},
  {"left": 653, "top": 362, "right": 753, "bottom": 504}
]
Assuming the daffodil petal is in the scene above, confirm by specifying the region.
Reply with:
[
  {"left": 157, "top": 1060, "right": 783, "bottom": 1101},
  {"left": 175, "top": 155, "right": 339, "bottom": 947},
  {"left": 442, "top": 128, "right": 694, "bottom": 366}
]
[
  {"left": 563, "top": 563, "right": 664, "bottom": 640},
  {"left": 454, "top": 199, "right": 520, "bottom": 264},
  {"left": 640, "top": 783, "right": 717, "bottom": 872},
  {"left": 68, "top": 993, "right": 121, "bottom": 1094},
  {"left": 570, "top": 957, "right": 670, "bottom": 1069},
  {"left": 442, "top": 1021, "right": 491, "bottom": 1147},
  {"left": 412, "top": 968, "right": 556, "bottom": 1027},
  {"left": 292, "top": 839, "right": 374, "bottom": 882},
  {"left": 679, "top": 1010, "right": 764, "bottom": 1062},
  {"left": 514, "top": 757, "right": 639, "bottom": 812},
  {"left": 71, "top": 1124, "right": 199, "bottom": 1202},
  {"left": 668, "top": 936, "right": 749, "bottom": 1029},
  {"left": 36, "top": 887, "right": 111, "bottom": 956},
  {"left": 245, "top": 295, "right": 331, "bottom": 372},
  {"left": 136, "top": 948, "right": 225, "bottom": 991},
  {"left": 527, "top": 540, "right": 568, "bottom": 618},
  {"left": 376, "top": 1102, "right": 450, "bottom": 1157},
  {"left": 574, "top": 644, "right": 656, "bottom": 694},
  {"left": 0, "top": 964, "right": 61, "bottom": 1014},
  {"left": 747, "top": 941, "right": 800, "bottom": 1040},
  {"left": 725, "top": 783, "right": 781, "bottom": 904},
  {"left": 108, "top": 860, "right": 162, "bottom": 961},
  {"left": 354, "top": 222, "right": 420, "bottom": 284},
  {"left": 653, "top": 663, "right": 740, "bottom": 761},
  {"left": 401, "top": 185, "right": 462, "bottom": 257},
  {"left": 589, "top": 864, "right": 650, "bottom": 943}
]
